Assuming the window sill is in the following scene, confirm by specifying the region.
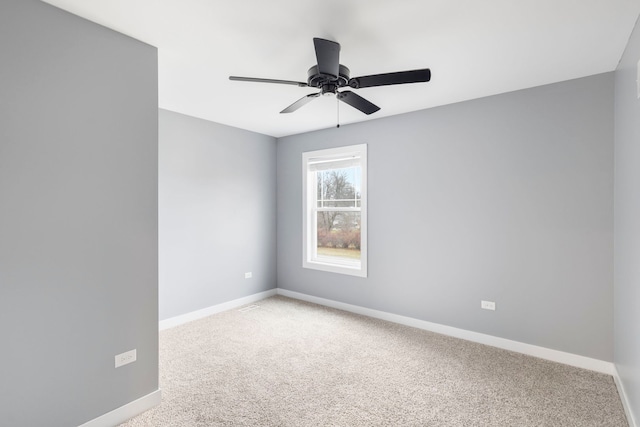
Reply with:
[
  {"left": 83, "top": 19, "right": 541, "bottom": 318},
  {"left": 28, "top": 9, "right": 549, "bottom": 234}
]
[{"left": 303, "top": 258, "right": 367, "bottom": 278}]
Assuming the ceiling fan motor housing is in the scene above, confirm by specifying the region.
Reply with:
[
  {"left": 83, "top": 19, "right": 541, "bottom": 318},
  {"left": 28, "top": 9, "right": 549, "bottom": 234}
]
[{"left": 307, "top": 64, "right": 350, "bottom": 94}]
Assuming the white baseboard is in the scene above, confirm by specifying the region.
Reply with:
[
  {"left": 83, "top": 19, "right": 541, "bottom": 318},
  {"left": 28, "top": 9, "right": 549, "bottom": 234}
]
[
  {"left": 78, "top": 389, "right": 161, "bottom": 427},
  {"left": 159, "top": 289, "right": 278, "bottom": 330},
  {"left": 276, "top": 288, "right": 615, "bottom": 375},
  {"left": 614, "top": 367, "right": 637, "bottom": 427}
]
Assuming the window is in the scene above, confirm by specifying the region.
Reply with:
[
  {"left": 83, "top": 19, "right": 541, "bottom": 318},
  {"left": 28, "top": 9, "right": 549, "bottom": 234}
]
[{"left": 303, "top": 144, "right": 367, "bottom": 277}]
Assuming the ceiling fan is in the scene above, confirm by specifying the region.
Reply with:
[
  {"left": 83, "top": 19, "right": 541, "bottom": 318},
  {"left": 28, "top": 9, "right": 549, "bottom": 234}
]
[{"left": 229, "top": 38, "right": 431, "bottom": 115}]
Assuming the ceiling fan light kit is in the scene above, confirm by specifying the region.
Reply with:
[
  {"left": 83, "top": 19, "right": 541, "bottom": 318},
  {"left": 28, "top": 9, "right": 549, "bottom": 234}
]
[{"left": 229, "top": 37, "right": 431, "bottom": 116}]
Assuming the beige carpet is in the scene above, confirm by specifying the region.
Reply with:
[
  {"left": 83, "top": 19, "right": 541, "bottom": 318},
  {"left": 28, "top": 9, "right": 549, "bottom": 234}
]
[{"left": 120, "top": 296, "right": 627, "bottom": 426}]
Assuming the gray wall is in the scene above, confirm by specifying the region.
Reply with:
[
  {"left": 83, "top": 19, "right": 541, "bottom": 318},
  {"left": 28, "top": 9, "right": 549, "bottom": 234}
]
[
  {"left": 0, "top": 1, "right": 158, "bottom": 426},
  {"left": 277, "top": 73, "right": 614, "bottom": 361},
  {"left": 159, "top": 110, "right": 276, "bottom": 320},
  {"left": 614, "top": 15, "right": 640, "bottom": 423}
]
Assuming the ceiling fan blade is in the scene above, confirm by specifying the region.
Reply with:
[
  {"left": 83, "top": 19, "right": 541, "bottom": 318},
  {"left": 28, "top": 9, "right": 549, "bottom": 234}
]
[
  {"left": 280, "top": 93, "right": 321, "bottom": 114},
  {"left": 348, "top": 69, "right": 431, "bottom": 89},
  {"left": 229, "top": 76, "right": 308, "bottom": 87},
  {"left": 337, "top": 91, "right": 380, "bottom": 115},
  {"left": 313, "top": 38, "right": 340, "bottom": 78}
]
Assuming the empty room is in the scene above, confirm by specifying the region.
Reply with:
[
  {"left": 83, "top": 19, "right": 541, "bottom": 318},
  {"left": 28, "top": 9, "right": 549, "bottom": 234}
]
[{"left": 1, "top": 0, "right": 639, "bottom": 426}]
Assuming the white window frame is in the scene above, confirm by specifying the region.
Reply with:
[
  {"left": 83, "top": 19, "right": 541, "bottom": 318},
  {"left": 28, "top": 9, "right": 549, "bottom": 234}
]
[{"left": 302, "top": 144, "right": 367, "bottom": 277}]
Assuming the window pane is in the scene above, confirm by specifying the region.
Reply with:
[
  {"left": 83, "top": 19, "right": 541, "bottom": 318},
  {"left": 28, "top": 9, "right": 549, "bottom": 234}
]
[
  {"left": 316, "top": 211, "right": 361, "bottom": 261},
  {"left": 316, "top": 167, "right": 361, "bottom": 208}
]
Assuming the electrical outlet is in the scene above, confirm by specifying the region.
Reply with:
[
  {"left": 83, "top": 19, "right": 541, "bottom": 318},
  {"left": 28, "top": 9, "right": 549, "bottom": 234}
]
[
  {"left": 637, "top": 58, "right": 640, "bottom": 99},
  {"left": 481, "top": 300, "right": 496, "bottom": 311},
  {"left": 115, "top": 349, "right": 137, "bottom": 368},
  {"left": 245, "top": 272, "right": 252, "bottom": 279}
]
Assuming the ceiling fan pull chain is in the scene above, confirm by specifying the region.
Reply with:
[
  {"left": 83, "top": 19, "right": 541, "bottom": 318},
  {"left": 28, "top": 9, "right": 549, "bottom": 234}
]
[{"left": 337, "top": 95, "right": 340, "bottom": 128}]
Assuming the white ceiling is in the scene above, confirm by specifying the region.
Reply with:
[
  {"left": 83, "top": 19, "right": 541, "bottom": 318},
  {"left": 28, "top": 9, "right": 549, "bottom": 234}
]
[{"left": 42, "top": 0, "right": 640, "bottom": 138}]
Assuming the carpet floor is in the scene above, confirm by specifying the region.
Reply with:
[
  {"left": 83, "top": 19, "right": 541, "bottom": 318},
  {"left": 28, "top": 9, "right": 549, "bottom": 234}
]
[{"left": 119, "top": 296, "right": 627, "bottom": 426}]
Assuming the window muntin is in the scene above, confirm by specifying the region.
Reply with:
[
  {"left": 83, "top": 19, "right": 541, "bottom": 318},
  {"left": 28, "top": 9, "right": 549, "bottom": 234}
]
[{"left": 303, "top": 144, "right": 367, "bottom": 277}]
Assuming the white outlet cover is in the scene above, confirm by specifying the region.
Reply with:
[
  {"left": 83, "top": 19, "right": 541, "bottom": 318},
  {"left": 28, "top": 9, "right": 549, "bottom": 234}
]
[
  {"left": 115, "top": 349, "right": 137, "bottom": 368},
  {"left": 637, "top": 58, "right": 640, "bottom": 99},
  {"left": 481, "top": 300, "right": 496, "bottom": 311}
]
